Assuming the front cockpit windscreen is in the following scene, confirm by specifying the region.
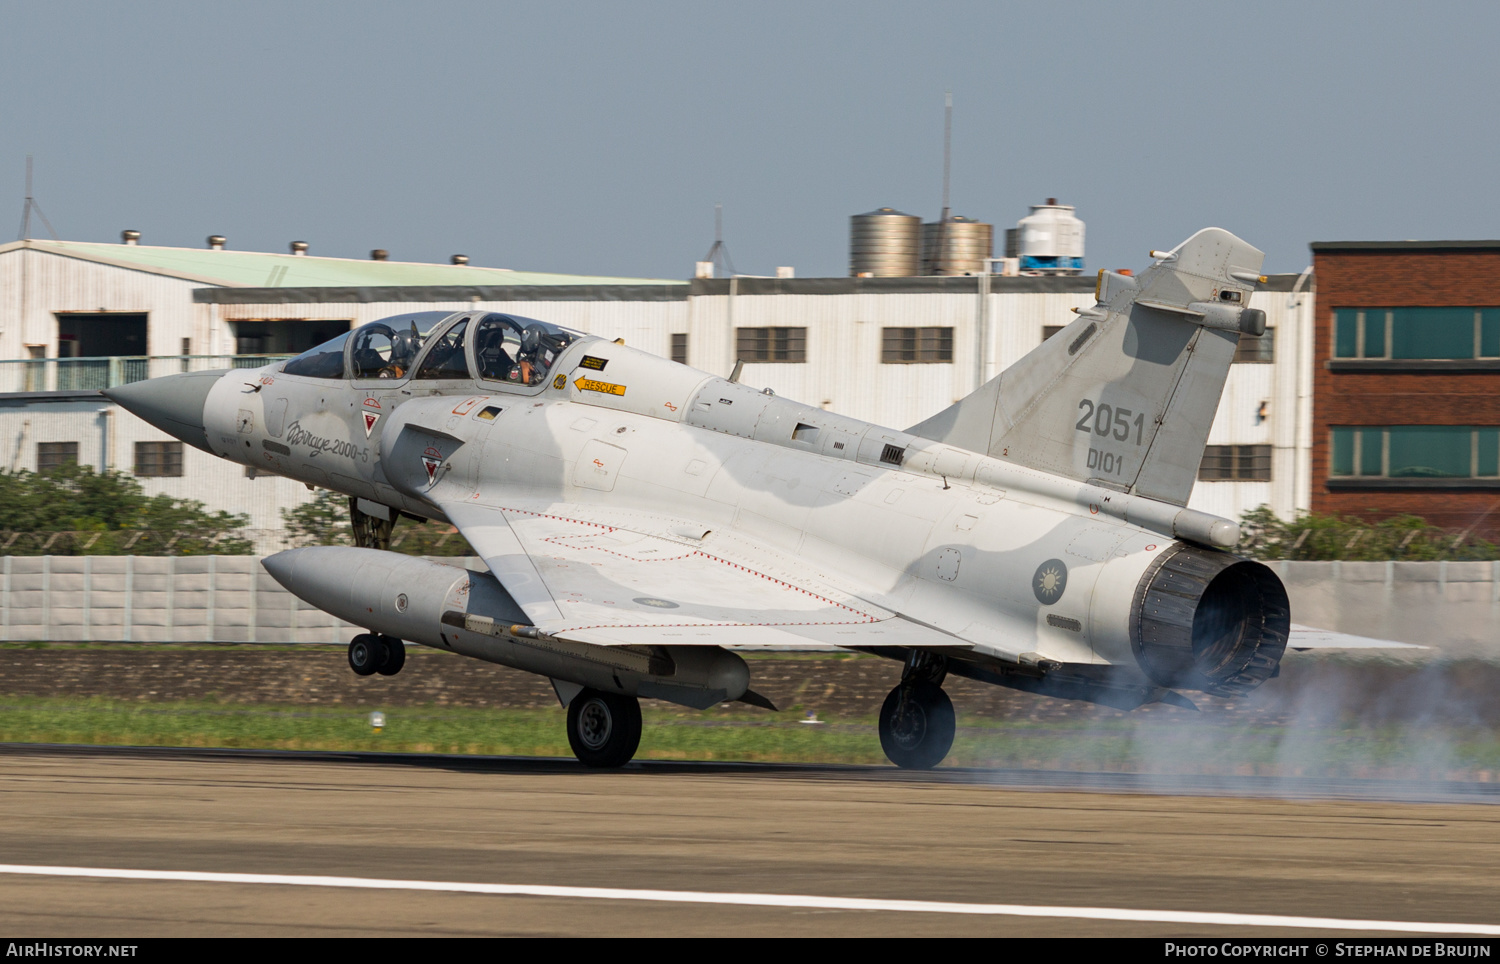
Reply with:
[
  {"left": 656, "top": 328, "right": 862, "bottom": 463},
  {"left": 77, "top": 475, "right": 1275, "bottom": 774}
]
[
  {"left": 280, "top": 329, "right": 352, "bottom": 379},
  {"left": 282, "top": 311, "right": 454, "bottom": 380},
  {"left": 474, "top": 313, "right": 579, "bottom": 387}
]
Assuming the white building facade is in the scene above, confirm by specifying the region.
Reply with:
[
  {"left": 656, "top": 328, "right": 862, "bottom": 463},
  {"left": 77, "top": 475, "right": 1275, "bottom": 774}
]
[{"left": 0, "top": 239, "right": 1315, "bottom": 549}]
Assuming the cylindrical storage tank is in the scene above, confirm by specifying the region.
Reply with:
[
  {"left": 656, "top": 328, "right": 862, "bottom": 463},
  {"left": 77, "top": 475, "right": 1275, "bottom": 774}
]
[
  {"left": 850, "top": 207, "right": 922, "bottom": 277},
  {"left": 1016, "top": 198, "right": 1085, "bottom": 274},
  {"left": 920, "top": 216, "right": 993, "bottom": 275}
]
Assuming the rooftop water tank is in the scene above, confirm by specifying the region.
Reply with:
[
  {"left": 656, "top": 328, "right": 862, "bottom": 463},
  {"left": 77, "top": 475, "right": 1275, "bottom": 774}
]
[
  {"left": 850, "top": 207, "right": 922, "bottom": 277},
  {"left": 1016, "top": 198, "right": 1085, "bottom": 275},
  {"left": 921, "top": 215, "right": 993, "bottom": 276}
]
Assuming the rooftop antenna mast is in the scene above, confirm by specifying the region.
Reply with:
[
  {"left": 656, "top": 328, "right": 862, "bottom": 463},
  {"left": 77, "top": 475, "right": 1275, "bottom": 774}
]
[
  {"left": 930, "top": 91, "right": 952, "bottom": 275},
  {"left": 17, "top": 155, "right": 59, "bottom": 241},
  {"left": 702, "top": 202, "right": 736, "bottom": 278},
  {"left": 941, "top": 90, "right": 952, "bottom": 225}
]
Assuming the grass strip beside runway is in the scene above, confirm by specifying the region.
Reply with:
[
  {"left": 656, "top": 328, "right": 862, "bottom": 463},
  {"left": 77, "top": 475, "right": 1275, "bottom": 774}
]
[{"left": 1, "top": 696, "right": 1499, "bottom": 778}]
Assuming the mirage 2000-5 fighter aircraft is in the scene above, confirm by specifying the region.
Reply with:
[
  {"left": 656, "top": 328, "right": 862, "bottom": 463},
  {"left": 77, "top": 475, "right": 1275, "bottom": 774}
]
[{"left": 106, "top": 227, "right": 1293, "bottom": 769}]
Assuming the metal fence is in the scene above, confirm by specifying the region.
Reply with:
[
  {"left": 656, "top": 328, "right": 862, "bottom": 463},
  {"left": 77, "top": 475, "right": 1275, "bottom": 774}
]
[{"left": 0, "top": 355, "right": 293, "bottom": 393}]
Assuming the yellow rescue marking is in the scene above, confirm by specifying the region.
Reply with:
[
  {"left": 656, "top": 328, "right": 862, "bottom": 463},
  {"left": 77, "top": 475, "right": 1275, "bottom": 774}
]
[{"left": 574, "top": 377, "right": 626, "bottom": 396}]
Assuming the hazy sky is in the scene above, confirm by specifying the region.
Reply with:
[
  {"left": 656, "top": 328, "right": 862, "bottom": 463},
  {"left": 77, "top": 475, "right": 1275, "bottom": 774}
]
[{"left": 4, "top": 1, "right": 1498, "bottom": 279}]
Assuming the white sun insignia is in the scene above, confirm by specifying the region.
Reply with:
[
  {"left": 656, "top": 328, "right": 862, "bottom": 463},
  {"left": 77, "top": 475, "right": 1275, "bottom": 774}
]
[{"left": 1032, "top": 558, "right": 1068, "bottom": 604}]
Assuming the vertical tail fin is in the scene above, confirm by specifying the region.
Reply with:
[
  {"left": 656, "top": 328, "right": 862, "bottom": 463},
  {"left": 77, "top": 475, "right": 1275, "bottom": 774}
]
[{"left": 907, "top": 228, "right": 1266, "bottom": 506}]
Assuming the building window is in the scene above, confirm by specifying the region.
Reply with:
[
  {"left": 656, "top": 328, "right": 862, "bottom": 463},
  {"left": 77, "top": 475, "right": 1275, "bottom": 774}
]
[
  {"left": 1234, "top": 327, "right": 1275, "bottom": 363},
  {"left": 37, "top": 442, "right": 78, "bottom": 474},
  {"left": 671, "top": 333, "right": 689, "bottom": 365},
  {"left": 1333, "top": 308, "right": 1500, "bottom": 360},
  {"left": 134, "top": 441, "right": 184, "bottom": 477},
  {"left": 232, "top": 319, "right": 353, "bottom": 356},
  {"left": 1042, "top": 325, "right": 1064, "bottom": 343},
  {"left": 1198, "top": 444, "right": 1272, "bottom": 481},
  {"left": 881, "top": 327, "right": 953, "bottom": 364},
  {"left": 1330, "top": 426, "right": 1499, "bottom": 479},
  {"left": 735, "top": 327, "right": 806, "bottom": 363}
]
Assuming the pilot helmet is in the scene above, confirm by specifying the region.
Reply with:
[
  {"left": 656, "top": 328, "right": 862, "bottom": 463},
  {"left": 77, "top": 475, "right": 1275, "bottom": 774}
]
[
  {"left": 520, "top": 323, "right": 545, "bottom": 356},
  {"left": 390, "top": 323, "right": 422, "bottom": 366}
]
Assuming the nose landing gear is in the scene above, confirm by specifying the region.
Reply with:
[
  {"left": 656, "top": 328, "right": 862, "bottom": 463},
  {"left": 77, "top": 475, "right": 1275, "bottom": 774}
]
[
  {"left": 878, "top": 651, "right": 955, "bottom": 770},
  {"left": 348, "top": 633, "right": 406, "bottom": 677}
]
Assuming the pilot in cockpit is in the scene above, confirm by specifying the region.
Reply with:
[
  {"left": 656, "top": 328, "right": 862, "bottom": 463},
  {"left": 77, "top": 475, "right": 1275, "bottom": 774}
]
[
  {"left": 383, "top": 324, "right": 422, "bottom": 378},
  {"left": 516, "top": 324, "right": 552, "bottom": 385},
  {"left": 477, "top": 324, "right": 517, "bottom": 381}
]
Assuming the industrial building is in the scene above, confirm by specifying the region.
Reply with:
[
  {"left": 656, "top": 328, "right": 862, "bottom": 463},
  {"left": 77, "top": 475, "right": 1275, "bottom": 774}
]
[
  {"left": 0, "top": 226, "right": 1313, "bottom": 551},
  {"left": 1310, "top": 240, "right": 1500, "bottom": 540}
]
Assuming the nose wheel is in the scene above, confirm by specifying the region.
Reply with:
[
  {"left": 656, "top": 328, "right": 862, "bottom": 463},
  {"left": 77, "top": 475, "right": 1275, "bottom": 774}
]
[
  {"left": 878, "top": 680, "right": 955, "bottom": 770},
  {"left": 566, "top": 689, "right": 642, "bottom": 768},
  {"left": 348, "top": 633, "right": 406, "bottom": 677}
]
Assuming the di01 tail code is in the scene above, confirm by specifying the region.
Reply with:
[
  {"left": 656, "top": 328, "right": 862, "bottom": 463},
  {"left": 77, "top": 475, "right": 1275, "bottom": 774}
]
[{"left": 1087, "top": 447, "right": 1130, "bottom": 475}]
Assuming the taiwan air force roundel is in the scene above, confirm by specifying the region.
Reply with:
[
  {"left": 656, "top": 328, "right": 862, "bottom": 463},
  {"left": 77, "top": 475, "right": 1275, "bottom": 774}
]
[{"left": 1032, "top": 559, "right": 1068, "bottom": 605}]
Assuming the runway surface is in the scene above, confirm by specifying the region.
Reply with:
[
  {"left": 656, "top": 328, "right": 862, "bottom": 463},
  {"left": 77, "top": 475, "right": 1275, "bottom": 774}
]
[{"left": 2, "top": 746, "right": 1499, "bottom": 937}]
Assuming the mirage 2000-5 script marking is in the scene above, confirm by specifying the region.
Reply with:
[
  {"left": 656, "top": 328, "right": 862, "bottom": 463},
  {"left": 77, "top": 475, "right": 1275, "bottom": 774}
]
[{"left": 107, "top": 228, "right": 1293, "bottom": 769}]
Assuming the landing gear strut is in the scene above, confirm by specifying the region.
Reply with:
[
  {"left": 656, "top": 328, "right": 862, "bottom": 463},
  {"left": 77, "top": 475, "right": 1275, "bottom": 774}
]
[
  {"left": 350, "top": 498, "right": 395, "bottom": 550},
  {"left": 566, "top": 688, "right": 642, "bottom": 768},
  {"left": 878, "top": 651, "right": 955, "bottom": 770},
  {"left": 348, "top": 633, "right": 406, "bottom": 677}
]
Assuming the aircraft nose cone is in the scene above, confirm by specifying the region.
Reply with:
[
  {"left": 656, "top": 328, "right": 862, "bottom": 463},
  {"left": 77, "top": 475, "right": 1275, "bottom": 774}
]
[
  {"left": 102, "top": 370, "right": 227, "bottom": 453},
  {"left": 260, "top": 549, "right": 303, "bottom": 590}
]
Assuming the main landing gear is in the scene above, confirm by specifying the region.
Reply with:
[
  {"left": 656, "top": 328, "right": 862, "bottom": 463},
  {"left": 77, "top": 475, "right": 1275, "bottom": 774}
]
[
  {"left": 348, "top": 633, "right": 406, "bottom": 677},
  {"left": 566, "top": 689, "right": 642, "bottom": 768},
  {"left": 879, "top": 651, "right": 955, "bottom": 770}
]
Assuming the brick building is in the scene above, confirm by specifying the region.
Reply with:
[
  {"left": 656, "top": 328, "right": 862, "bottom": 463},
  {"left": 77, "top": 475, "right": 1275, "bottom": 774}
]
[{"left": 1310, "top": 241, "right": 1500, "bottom": 539}]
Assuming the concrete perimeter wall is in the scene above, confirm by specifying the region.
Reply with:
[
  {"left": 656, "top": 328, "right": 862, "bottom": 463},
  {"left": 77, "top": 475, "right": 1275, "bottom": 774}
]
[
  {"left": 0, "top": 555, "right": 481, "bottom": 644},
  {"left": 1272, "top": 560, "right": 1499, "bottom": 657},
  {"left": 0, "top": 556, "right": 1495, "bottom": 656}
]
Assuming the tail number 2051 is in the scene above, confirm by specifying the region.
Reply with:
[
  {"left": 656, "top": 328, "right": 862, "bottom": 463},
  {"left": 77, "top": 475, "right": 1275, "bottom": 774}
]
[{"left": 1075, "top": 399, "right": 1146, "bottom": 445}]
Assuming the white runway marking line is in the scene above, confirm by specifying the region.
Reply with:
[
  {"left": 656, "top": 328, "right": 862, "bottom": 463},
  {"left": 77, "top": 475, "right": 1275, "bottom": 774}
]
[{"left": 0, "top": 864, "right": 1497, "bottom": 935}]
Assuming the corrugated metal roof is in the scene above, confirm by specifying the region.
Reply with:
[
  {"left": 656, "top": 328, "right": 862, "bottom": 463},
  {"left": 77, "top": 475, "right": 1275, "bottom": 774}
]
[
  {"left": 0, "top": 239, "right": 686, "bottom": 288},
  {"left": 1310, "top": 240, "right": 1500, "bottom": 252},
  {"left": 192, "top": 273, "right": 1307, "bottom": 303},
  {"left": 196, "top": 284, "right": 692, "bottom": 304}
]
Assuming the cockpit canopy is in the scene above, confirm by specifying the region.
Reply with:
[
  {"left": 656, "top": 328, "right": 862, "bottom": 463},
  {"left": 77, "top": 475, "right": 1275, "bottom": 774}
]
[
  {"left": 471, "top": 312, "right": 577, "bottom": 386},
  {"left": 280, "top": 311, "right": 581, "bottom": 387}
]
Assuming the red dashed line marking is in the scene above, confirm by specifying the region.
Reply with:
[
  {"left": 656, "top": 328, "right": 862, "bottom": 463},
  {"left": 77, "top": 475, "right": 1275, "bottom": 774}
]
[
  {"left": 494, "top": 505, "right": 618, "bottom": 532},
  {"left": 496, "top": 505, "right": 878, "bottom": 622},
  {"left": 534, "top": 542, "right": 870, "bottom": 616},
  {"left": 559, "top": 618, "right": 882, "bottom": 632},
  {"left": 540, "top": 534, "right": 697, "bottom": 562}
]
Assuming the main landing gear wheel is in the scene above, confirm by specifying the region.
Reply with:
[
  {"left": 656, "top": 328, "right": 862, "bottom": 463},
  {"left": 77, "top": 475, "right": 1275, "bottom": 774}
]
[
  {"left": 879, "top": 681, "right": 956, "bottom": 770},
  {"left": 349, "top": 634, "right": 407, "bottom": 677},
  {"left": 376, "top": 635, "right": 406, "bottom": 676},
  {"left": 566, "top": 689, "right": 642, "bottom": 768},
  {"left": 348, "top": 634, "right": 383, "bottom": 677}
]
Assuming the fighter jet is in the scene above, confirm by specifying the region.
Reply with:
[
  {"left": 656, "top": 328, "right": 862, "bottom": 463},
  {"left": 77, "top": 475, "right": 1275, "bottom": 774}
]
[{"left": 105, "top": 227, "right": 1291, "bottom": 769}]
